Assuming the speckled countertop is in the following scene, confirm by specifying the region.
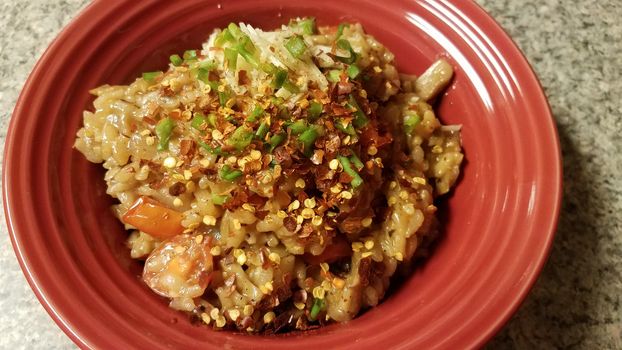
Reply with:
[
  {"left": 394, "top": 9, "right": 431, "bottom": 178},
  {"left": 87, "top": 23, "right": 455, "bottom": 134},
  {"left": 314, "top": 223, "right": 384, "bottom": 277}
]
[{"left": 0, "top": 1, "right": 620, "bottom": 349}]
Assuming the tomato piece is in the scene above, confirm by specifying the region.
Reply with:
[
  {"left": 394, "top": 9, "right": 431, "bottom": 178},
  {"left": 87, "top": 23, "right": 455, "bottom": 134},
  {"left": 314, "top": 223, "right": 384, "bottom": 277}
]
[
  {"left": 303, "top": 235, "right": 352, "bottom": 265},
  {"left": 122, "top": 196, "right": 184, "bottom": 239}
]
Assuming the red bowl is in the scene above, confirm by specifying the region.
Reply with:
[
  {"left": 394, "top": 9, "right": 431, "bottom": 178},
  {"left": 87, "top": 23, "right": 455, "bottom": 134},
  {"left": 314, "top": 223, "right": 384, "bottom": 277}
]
[{"left": 3, "top": 0, "right": 561, "bottom": 349}]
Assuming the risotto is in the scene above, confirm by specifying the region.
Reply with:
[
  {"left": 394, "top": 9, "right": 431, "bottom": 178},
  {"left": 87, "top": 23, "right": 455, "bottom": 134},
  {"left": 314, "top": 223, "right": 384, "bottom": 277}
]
[{"left": 74, "top": 18, "right": 463, "bottom": 333}]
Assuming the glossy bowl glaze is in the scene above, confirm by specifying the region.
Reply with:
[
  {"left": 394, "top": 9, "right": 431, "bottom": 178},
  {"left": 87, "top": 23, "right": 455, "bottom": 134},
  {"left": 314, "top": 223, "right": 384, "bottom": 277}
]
[{"left": 3, "top": 0, "right": 561, "bottom": 349}]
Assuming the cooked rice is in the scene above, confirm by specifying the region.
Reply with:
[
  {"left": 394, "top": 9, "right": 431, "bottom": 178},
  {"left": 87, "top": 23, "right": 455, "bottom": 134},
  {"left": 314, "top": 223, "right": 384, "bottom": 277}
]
[{"left": 74, "top": 19, "right": 463, "bottom": 333}]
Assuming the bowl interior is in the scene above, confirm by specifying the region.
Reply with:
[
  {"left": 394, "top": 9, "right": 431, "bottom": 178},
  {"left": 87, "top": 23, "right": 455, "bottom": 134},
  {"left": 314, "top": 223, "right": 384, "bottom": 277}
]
[{"left": 5, "top": 1, "right": 560, "bottom": 349}]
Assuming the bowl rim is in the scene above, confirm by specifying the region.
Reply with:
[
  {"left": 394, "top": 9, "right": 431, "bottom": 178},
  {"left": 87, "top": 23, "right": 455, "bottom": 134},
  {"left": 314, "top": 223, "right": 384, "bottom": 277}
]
[{"left": 3, "top": 0, "right": 562, "bottom": 348}]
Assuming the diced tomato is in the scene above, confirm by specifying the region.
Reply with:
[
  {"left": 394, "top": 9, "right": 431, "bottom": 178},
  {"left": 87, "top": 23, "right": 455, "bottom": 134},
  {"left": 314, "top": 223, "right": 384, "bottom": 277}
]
[
  {"left": 122, "top": 196, "right": 184, "bottom": 239},
  {"left": 303, "top": 235, "right": 352, "bottom": 265}
]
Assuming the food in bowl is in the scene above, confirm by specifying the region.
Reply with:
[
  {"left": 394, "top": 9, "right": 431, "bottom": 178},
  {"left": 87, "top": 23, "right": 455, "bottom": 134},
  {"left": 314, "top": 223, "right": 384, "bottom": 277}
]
[{"left": 74, "top": 18, "right": 463, "bottom": 333}]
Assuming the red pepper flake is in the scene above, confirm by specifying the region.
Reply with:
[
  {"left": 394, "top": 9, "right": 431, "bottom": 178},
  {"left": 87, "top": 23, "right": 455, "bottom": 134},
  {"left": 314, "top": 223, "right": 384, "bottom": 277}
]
[
  {"left": 283, "top": 216, "right": 297, "bottom": 232},
  {"left": 180, "top": 139, "right": 196, "bottom": 156},
  {"left": 143, "top": 116, "right": 157, "bottom": 125},
  {"left": 358, "top": 257, "right": 372, "bottom": 287},
  {"left": 339, "top": 172, "right": 354, "bottom": 184},
  {"left": 255, "top": 210, "right": 269, "bottom": 220},
  {"left": 168, "top": 182, "right": 186, "bottom": 196}
]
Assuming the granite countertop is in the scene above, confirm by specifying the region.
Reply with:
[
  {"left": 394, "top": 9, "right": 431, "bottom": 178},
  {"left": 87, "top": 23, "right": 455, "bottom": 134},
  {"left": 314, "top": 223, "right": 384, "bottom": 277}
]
[{"left": 0, "top": 1, "right": 620, "bottom": 349}]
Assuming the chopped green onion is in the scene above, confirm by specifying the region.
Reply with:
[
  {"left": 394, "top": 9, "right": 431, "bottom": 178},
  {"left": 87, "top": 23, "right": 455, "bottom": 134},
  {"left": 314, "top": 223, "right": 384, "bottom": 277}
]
[
  {"left": 327, "top": 70, "right": 342, "bottom": 83},
  {"left": 285, "top": 35, "right": 307, "bottom": 59},
  {"left": 199, "top": 60, "right": 218, "bottom": 70},
  {"left": 348, "top": 94, "right": 368, "bottom": 128},
  {"left": 268, "top": 133, "right": 286, "bottom": 152},
  {"left": 198, "top": 141, "right": 226, "bottom": 156},
  {"left": 191, "top": 113, "right": 207, "bottom": 131},
  {"left": 335, "top": 120, "right": 356, "bottom": 136},
  {"left": 349, "top": 152, "right": 364, "bottom": 170},
  {"left": 207, "top": 113, "right": 217, "bottom": 128},
  {"left": 155, "top": 117, "right": 175, "bottom": 151},
  {"left": 298, "top": 126, "right": 321, "bottom": 156},
  {"left": 404, "top": 112, "right": 421, "bottom": 134},
  {"left": 218, "top": 88, "right": 230, "bottom": 107},
  {"left": 195, "top": 68, "right": 210, "bottom": 84},
  {"left": 219, "top": 165, "right": 243, "bottom": 182},
  {"left": 336, "top": 23, "right": 349, "bottom": 39},
  {"left": 309, "top": 298, "right": 325, "bottom": 321},
  {"left": 288, "top": 120, "right": 307, "bottom": 135},
  {"left": 215, "top": 28, "right": 234, "bottom": 47},
  {"left": 235, "top": 36, "right": 259, "bottom": 68},
  {"left": 247, "top": 105, "right": 264, "bottom": 122},
  {"left": 338, "top": 155, "right": 364, "bottom": 188},
  {"left": 273, "top": 69, "right": 288, "bottom": 89},
  {"left": 307, "top": 102, "right": 323, "bottom": 120},
  {"left": 142, "top": 71, "right": 162, "bottom": 82},
  {"left": 211, "top": 194, "right": 230, "bottom": 205},
  {"left": 183, "top": 50, "right": 198, "bottom": 61},
  {"left": 227, "top": 23, "right": 243, "bottom": 39},
  {"left": 255, "top": 122, "right": 269, "bottom": 140},
  {"left": 298, "top": 17, "right": 316, "bottom": 35},
  {"left": 335, "top": 39, "right": 358, "bottom": 64},
  {"left": 227, "top": 125, "right": 254, "bottom": 151},
  {"left": 282, "top": 80, "right": 300, "bottom": 93},
  {"left": 169, "top": 54, "right": 183, "bottom": 66},
  {"left": 224, "top": 47, "right": 238, "bottom": 70},
  {"left": 346, "top": 64, "right": 361, "bottom": 79}
]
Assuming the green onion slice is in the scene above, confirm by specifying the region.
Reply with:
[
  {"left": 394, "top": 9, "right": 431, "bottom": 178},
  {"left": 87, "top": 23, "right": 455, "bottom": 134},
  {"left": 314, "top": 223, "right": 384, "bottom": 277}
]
[
  {"left": 224, "top": 47, "right": 238, "bottom": 70},
  {"left": 308, "top": 102, "right": 323, "bottom": 120},
  {"left": 169, "top": 54, "right": 183, "bottom": 66},
  {"left": 191, "top": 113, "right": 207, "bottom": 131},
  {"left": 334, "top": 39, "right": 358, "bottom": 64},
  {"left": 142, "top": 71, "right": 162, "bottom": 82},
  {"left": 298, "top": 17, "right": 316, "bottom": 35},
  {"left": 346, "top": 64, "right": 361, "bottom": 79},
  {"left": 338, "top": 155, "right": 364, "bottom": 188},
  {"left": 348, "top": 94, "right": 368, "bottom": 128},
  {"left": 219, "top": 165, "right": 243, "bottom": 182},
  {"left": 211, "top": 194, "right": 230, "bottom": 205},
  {"left": 268, "top": 133, "right": 286, "bottom": 152},
  {"left": 155, "top": 117, "right": 175, "bottom": 151},
  {"left": 227, "top": 125, "right": 254, "bottom": 150},
  {"left": 285, "top": 35, "right": 307, "bottom": 59},
  {"left": 404, "top": 112, "right": 421, "bottom": 134},
  {"left": 255, "top": 122, "right": 270, "bottom": 140}
]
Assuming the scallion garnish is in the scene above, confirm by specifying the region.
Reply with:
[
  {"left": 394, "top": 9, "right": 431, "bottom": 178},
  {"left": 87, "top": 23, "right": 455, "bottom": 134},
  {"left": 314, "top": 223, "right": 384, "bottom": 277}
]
[
  {"left": 348, "top": 94, "right": 368, "bottom": 128},
  {"left": 282, "top": 80, "right": 300, "bottom": 93},
  {"left": 183, "top": 50, "right": 198, "bottom": 61},
  {"left": 169, "top": 54, "right": 183, "bottom": 66},
  {"left": 298, "top": 17, "right": 317, "bottom": 35},
  {"left": 198, "top": 141, "right": 226, "bottom": 156},
  {"left": 288, "top": 120, "right": 307, "bottom": 135},
  {"left": 309, "top": 298, "right": 325, "bottom": 321},
  {"left": 207, "top": 113, "right": 217, "bottom": 128},
  {"left": 273, "top": 69, "right": 288, "bottom": 89},
  {"left": 268, "top": 133, "right": 286, "bottom": 152},
  {"left": 218, "top": 87, "right": 230, "bottom": 107},
  {"left": 227, "top": 23, "right": 244, "bottom": 39},
  {"left": 299, "top": 126, "right": 321, "bottom": 156},
  {"left": 334, "top": 39, "right": 358, "bottom": 64},
  {"left": 335, "top": 120, "right": 356, "bottom": 136},
  {"left": 327, "top": 70, "right": 342, "bottom": 83},
  {"left": 155, "top": 117, "right": 175, "bottom": 151},
  {"left": 224, "top": 47, "right": 238, "bottom": 70},
  {"left": 308, "top": 102, "right": 323, "bottom": 120},
  {"left": 338, "top": 155, "right": 364, "bottom": 187},
  {"left": 227, "top": 125, "right": 254, "bottom": 150},
  {"left": 349, "top": 152, "right": 364, "bottom": 170},
  {"left": 211, "top": 194, "right": 230, "bottom": 205},
  {"left": 404, "top": 112, "right": 421, "bottom": 134},
  {"left": 285, "top": 35, "right": 307, "bottom": 59},
  {"left": 247, "top": 105, "right": 264, "bottom": 122},
  {"left": 336, "top": 23, "right": 349, "bottom": 39},
  {"left": 219, "top": 164, "right": 243, "bottom": 182},
  {"left": 347, "top": 64, "right": 361, "bottom": 79},
  {"left": 255, "top": 122, "right": 269, "bottom": 140},
  {"left": 215, "top": 28, "right": 234, "bottom": 47},
  {"left": 191, "top": 113, "right": 207, "bottom": 131},
  {"left": 195, "top": 68, "right": 210, "bottom": 84},
  {"left": 236, "top": 36, "right": 259, "bottom": 68},
  {"left": 142, "top": 71, "right": 162, "bottom": 82}
]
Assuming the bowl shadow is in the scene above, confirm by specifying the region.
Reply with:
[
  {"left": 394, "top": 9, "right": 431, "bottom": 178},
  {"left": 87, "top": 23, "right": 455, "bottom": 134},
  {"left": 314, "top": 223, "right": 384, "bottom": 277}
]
[{"left": 485, "top": 107, "right": 613, "bottom": 348}]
